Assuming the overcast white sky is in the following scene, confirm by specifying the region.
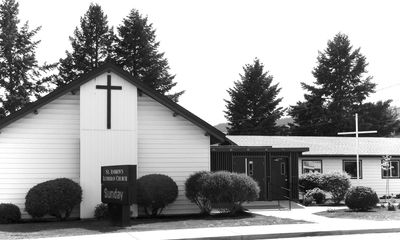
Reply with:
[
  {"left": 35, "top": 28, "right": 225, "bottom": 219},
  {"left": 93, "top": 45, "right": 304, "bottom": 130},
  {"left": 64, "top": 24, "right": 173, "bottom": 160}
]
[{"left": 18, "top": 0, "right": 400, "bottom": 125}]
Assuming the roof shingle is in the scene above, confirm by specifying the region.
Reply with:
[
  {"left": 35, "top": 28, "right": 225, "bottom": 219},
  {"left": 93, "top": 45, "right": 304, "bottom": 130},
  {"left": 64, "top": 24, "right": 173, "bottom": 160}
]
[{"left": 227, "top": 136, "right": 400, "bottom": 156}]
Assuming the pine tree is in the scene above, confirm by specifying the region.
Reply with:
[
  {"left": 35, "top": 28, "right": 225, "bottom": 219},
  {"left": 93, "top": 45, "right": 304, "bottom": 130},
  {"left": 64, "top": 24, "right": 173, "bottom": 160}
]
[
  {"left": 56, "top": 3, "right": 115, "bottom": 85},
  {"left": 225, "top": 58, "right": 284, "bottom": 135},
  {"left": 289, "top": 33, "right": 376, "bottom": 135},
  {"left": 0, "top": 0, "right": 48, "bottom": 118},
  {"left": 358, "top": 100, "right": 400, "bottom": 137},
  {"left": 115, "top": 9, "right": 183, "bottom": 102}
]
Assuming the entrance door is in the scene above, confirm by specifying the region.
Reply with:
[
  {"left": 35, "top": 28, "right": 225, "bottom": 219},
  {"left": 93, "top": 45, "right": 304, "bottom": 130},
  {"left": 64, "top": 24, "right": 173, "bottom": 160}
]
[
  {"left": 246, "top": 157, "right": 266, "bottom": 200},
  {"left": 233, "top": 156, "right": 266, "bottom": 200},
  {"left": 270, "top": 156, "right": 289, "bottom": 200}
]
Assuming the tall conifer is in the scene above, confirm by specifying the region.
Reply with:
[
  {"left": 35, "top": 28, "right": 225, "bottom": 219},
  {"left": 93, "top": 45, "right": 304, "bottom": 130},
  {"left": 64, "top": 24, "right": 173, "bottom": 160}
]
[
  {"left": 56, "top": 3, "right": 115, "bottom": 85},
  {"left": 289, "top": 33, "right": 398, "bottom": 136},
  {"left": 0, "top": 0, "right": 48, "bottom": 118},
  {"left": 115, "top": 9, "right": 183, "bottom": 102},
  {"left": 225, "top": 59, "right": 284, "bottom": 135}
]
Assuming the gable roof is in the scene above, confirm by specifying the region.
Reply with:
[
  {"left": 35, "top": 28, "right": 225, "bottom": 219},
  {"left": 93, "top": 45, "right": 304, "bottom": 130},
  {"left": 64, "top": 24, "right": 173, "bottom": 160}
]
[
  {"left": 0, "top": 62, "right": 230, "bottom": 144},
  {"left": 227, "top": 135, "right": 400, "bottom": 156}
]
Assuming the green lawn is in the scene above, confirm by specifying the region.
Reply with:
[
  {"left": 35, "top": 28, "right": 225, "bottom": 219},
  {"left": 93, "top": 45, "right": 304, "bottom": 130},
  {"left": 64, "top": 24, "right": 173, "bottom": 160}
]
[
  {"left": 0, "top": 212, "right": 308, "bottom": 239},
  {"left": 314, "top": 207, "right": 400, "bottom": 221}
]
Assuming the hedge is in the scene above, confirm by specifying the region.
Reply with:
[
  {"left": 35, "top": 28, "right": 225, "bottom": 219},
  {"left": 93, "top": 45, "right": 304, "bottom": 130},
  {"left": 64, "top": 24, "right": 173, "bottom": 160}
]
[
  {"left": 345, "top": 186, "right": 379, "bottom": 211},
  {"left": 187, "top": 171, "right": 259, "bottom": 215},
  {"left": 0, "top": 203, "right": 21, "bottom": 224},
  {"left": 137, "top": 174, "right": 178, "bottom": 216},
  {"left": 25, "top": 178, "right": 82, "bottom": 220}
]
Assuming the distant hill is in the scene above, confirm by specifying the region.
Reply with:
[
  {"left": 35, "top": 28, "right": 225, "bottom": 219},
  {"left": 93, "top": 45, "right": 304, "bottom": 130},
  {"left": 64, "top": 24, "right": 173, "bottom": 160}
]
[{"left": 214, "top": 117, "right": 294, "bottom": 133}]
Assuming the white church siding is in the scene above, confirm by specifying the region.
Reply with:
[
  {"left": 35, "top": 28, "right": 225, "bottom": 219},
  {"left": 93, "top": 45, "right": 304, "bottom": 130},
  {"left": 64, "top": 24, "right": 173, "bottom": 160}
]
[
  {"left": 0, "top": 64, "right": 227, "bottom": 219},
  {"left": 138, "top": 94, "right": 210, "bottom": 215},
  {"left": 80, "top": 72, "right": 138, "bottom": 218},
  {"left": 298, "top": 156, "right": 400, "bottom": 196},
  {"left": 0, "top": 93, "right": 80, "bottom": 217}
]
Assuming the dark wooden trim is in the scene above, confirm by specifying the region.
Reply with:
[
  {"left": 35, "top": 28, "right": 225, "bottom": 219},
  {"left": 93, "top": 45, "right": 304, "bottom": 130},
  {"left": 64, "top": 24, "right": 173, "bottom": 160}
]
[
  {"left": 211, "top": 146, "right": 308, "bottom": 153},
  {"left": 95, "top": 74, "right": 122, "bottom": 129},
  {"left": 0, "top": 62, "right": 230, "bottom": 145},
  {"left": 211, "top": 146, "right": 272, "bottom": 152},
  {"left": 269, "top": 148, "right": 309, "bottom": 153}
]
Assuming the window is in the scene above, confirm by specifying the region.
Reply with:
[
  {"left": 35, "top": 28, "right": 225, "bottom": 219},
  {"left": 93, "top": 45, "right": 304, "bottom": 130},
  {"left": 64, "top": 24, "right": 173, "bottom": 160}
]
[
  {"left": 302, "top": 160, "right": 322, "bottom": 174},
  {"left": 382, "top": 160, "right": 400, "bottom": 178},
  {"left": 343, "top": 160, "right": 362, "bottom": 179},
  {"left": 281, "top": 162, "right": 286, "bottom": 175},
  {"left": 248, "top": 160, "right": 254, "bottom": 177}
]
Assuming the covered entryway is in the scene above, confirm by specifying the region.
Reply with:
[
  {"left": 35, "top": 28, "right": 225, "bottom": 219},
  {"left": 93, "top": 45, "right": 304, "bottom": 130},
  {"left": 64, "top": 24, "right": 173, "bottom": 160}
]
[
  {"left": 270, "top": 156, "right": 289, "bottom": 200},
  {"left": 211, "top": 146, "right": 308, "bottom": 201},
  {"left": 233, "top": 156, "right": 266, "bottom": 200}
]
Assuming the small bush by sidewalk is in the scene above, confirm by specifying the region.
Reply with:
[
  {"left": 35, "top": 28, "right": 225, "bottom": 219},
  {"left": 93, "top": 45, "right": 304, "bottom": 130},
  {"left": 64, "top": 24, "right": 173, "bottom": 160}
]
[
  {"left": 304, "top": 188, "right": 326, "bottom": 204},
  {"left": 137, "top": 174, "right": 178, "bottom": 216},
  {"left": 299, "top": 171, "right": 351, "bottom": 205},
  {"left": 345, "top": 186, "right": 379, "bottom": 211},
  {"left": 0, "top": 203, "right": 21, "bottom": 224},
  {"left": 185, "top": 171, "right": 260, "bottom": 215},
  {"left": 25, "top": 178, "right": 82, "bottom": 221}
]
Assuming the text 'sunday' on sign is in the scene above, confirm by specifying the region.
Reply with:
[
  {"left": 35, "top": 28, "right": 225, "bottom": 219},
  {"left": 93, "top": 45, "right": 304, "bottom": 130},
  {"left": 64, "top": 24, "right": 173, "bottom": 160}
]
[{"left": 101, "top": 165, "right": 137, "bottom": 205}]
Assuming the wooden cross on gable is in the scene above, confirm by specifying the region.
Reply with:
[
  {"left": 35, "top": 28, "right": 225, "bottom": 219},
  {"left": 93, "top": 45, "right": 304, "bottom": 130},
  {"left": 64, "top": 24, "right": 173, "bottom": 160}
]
[
  {"left": 338, "top": 113, "right": 377, "bottom": 180},
  {"left": 96, "top": 74, "right": 122, "bottom": 129}
]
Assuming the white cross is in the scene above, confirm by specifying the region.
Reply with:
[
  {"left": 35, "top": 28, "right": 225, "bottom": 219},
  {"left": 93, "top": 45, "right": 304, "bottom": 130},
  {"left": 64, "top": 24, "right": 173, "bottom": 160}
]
[{"left": 338, "top": 113, "right": 377, "bottom": 180}]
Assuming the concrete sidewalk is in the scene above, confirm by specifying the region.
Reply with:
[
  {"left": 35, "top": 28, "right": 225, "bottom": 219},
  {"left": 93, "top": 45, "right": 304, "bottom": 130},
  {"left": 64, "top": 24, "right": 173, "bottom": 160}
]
[{"left": 32, "top": 206, "right": 400, "bottom": 240}]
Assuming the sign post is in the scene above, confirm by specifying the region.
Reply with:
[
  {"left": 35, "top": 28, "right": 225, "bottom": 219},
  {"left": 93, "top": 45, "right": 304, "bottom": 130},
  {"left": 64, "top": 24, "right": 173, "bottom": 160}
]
[{"left": 101, "top": 165, "right": 136, "bottom": 226}]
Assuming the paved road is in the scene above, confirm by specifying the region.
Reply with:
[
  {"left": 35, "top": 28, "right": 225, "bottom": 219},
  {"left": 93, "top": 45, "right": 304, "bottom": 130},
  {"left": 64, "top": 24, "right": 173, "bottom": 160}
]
[{"left": 261, "top": 232, "right": 400, "bottom": 240}]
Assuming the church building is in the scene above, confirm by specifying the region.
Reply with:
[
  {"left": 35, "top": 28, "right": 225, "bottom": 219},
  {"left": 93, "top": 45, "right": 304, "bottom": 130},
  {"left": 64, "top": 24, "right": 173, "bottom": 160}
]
[{"left": 0, "top": 63, "right": 229, "bottom": 218}]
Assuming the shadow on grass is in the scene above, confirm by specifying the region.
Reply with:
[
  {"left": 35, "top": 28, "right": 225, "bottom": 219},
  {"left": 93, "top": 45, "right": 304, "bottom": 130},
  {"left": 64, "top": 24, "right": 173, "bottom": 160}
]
[{"left": 0, "top": 211, "right": 259, "bottom": 234}]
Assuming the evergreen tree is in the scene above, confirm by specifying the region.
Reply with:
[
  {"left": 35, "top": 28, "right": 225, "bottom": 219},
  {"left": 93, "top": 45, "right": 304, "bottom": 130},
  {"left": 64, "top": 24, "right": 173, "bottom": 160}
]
[
  {"left": 115, "top": 9, "right": 183, "bottom": 102},
  {"left": 0, "top": 0, "right": 48, "bottom": 118},
  {"left": 358, "top": 100, "right": 400, "bottom": 137},
  {"left": 225, "top": 58, "right": 284, "bottom": 135},
  {"left": 56, "top": 3, "right": 115, "bottom": 85},
  {"left": 289, "top": 33, "right": 376, "bottom": 135}
]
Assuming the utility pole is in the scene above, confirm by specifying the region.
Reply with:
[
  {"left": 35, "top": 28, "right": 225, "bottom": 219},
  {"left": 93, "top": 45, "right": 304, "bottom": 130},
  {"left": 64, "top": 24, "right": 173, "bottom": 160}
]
[{"left": 338, "top": 113, "right": 377, "bottom": 180}]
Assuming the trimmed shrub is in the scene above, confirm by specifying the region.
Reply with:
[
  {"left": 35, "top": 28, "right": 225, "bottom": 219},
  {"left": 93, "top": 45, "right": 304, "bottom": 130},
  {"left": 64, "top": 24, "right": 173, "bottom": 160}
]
[
  {"left": 320, "top": 172, "right": 351, "bottom": 204},
  {"left": 388, "top": 203, "right": 396, "bottom": 211},
  {"left": 185, "top": 171, "right": 212, "bottom": 215},
  {"left": 299, "top": 172, "right": 322, "bottom": 191},
  {"left": 202, "top": 171, "right": 260, "bottom": 215},
  {"left": 94, "top": 203, "right": 109, "bottom": 220},
  {"left": 345, "top": 186, "right": 379, "bottom": 211},
  {"left": 305, "top": 188, "right": 326, "bottom": 204},
  {"left": 380, "top": 195, "right": 392, "bottom": 199},
  {"left": 303, "top": 196, "right": 313, "bottom": 206},
  {"left": 0, "top": 203, "right": 21, "bottom": 224},
  {"left": 25, "top": 178, "right": 82, "bottom": 220},
  {"left": 137, "top": 174, "right": 178, "bottom": 216}
]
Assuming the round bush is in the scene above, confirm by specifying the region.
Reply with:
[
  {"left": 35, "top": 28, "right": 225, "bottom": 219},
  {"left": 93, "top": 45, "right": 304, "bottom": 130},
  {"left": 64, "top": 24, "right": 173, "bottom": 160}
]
[
  {"left": 320, "top": 172, "right": 351, "bottom": 204},
  {"left": 0, "top": 203, "right": 21, "bottom": 224},
  {"left": 202, "top": 171, "right": 259, "bottom": 214},
  {"left": 345, "top": 186, "right": 379, "bottom": 211},
  {"left": 304, "top": 188, "right": 326, "bottom": 204},
  {"left": 185, "top": 171, "right": 212, "bottom": 215},
  {"left": 137, "top": 174, "right": 178, "bottom": 216},
  {"left": 299, "top": 172, "right": 322, "bottom": 191},
  {"left": 303, "top": 196, "right": 313, "bottom": 206},
  {"left": 94, "top": 203, "right": 109, "bottom": 220},
  {"left": 25, "top": 178, "right": 82, "bottom": 220}
]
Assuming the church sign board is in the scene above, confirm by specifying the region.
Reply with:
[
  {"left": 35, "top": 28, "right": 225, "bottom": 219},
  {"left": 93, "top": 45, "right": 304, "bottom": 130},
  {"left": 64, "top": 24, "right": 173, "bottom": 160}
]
[{"left": 101, "top": 165, "right": 136, "bottom": 205}]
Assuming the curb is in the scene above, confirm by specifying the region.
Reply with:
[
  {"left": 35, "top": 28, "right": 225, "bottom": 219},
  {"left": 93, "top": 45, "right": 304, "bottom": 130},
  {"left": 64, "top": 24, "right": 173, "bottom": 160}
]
[{"left": 178, "top": 228, "right": 400, "bottom": 240}]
